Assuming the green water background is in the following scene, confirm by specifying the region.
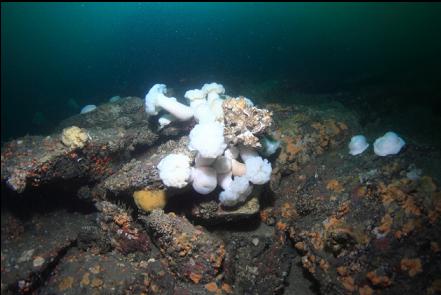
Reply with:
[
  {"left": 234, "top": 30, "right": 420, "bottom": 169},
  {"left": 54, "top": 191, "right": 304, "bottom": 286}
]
[{"left": 2, "top": 3, "right": 441, "bottom": 142}]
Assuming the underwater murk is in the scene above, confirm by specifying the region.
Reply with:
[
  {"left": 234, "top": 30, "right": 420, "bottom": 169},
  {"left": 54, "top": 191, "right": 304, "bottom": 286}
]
[{"left": 1, "top": 3, "right": 441, "bottom": 295}]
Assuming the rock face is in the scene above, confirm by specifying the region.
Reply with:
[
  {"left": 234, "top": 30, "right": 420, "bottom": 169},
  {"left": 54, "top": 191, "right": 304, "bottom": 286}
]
[
  {"left": 191, "top": 196, "right": 260, "bottom": 224},
  {"left": 1, "top": 210, "right": 96, "bottom": 294},
  {"left": 95, "top": 201, "right": 151, "bottom": 255},
  {"left": 2, "top": 93, "right": 441, "bottom": 295},
  {"left": 58, "top": 97, "right": 147, "bottom": 130},
  {"left": 139, "top": 210, "right": 225, "bottom": 284},
  {"left": 1, "top": 97, "right": 158, "bottom": 194},
  {"left": 267, "top": 142, "right": 441, "bottom": 294},
  {"left": 102, "top": 136, "right": 195, "bottom": 195},
  {"left": 267, "top": 103, "right": 358, "bottom": 189},
  {"left": 223, "top": 235, "right": 294, "bottom": 295}
]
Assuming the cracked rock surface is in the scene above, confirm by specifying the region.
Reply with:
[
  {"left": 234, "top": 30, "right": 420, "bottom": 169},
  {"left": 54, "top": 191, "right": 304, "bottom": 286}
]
[{"left": 2, "top": 96, "right": 441, "bottom": 295}]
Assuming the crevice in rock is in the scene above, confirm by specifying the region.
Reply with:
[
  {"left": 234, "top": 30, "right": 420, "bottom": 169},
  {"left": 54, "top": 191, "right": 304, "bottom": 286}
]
[
  {"left": 7, "top": 240, "right": 77, "bottom": 295},
  {"left": 1, "top": 179, "right": 97, "bottom": 221}
]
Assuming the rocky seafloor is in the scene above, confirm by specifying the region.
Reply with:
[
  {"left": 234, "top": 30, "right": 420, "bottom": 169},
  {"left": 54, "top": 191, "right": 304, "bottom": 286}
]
[{"left": 1, "top": 95, "right": 440, "bottom": 295}]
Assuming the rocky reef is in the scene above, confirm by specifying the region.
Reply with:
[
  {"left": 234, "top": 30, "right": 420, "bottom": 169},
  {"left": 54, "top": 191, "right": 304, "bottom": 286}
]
[{"left": 1, "top": 91, "right": 440, "bottom": 295}]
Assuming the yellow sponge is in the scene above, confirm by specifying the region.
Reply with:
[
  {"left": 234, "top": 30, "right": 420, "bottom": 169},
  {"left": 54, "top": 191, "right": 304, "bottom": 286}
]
[{"left": 133, "top": 189, "right": 166, "bottom": 212}]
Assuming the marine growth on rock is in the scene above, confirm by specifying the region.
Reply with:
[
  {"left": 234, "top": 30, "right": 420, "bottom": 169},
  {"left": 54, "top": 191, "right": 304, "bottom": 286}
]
[{"left": 149, "top": 83, "right": 274, "bottom": 207}]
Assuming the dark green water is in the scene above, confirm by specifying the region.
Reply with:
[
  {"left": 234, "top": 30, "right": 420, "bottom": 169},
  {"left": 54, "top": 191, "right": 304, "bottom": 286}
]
[{"left": 2, "top": 3, "right": 441, "bottom": 143}]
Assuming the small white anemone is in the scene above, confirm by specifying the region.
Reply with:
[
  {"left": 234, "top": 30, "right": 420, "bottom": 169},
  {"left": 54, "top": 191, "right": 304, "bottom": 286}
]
[
  {"left": 158, "top": 114, "right": 176, "bottom": 130},
  {"left": 189, "top": 121, "right": 226, "bottom": 158},
  {"left": 373, "top": 131, "right": 405, "bottom": 156},
  {"left": 261, "top": 136, "right": 280, "bottom": 156},
  {"left": 348, "top": 135, "right": 369, "bottom": 156},
  {"left": 109, "top": 96, "right": 121, "bottom": 103},
  {"left": 80, "top": 105, "right": 97, "bottom": 114},
  {"left": 157, "top": 154, "right": 191, "bottom": 188},
  {"left": 145, "top": 84, "right": 193, "bottom": 121},
  {"left": 219, "top": 176, "right": 253, "bottom": 206}
]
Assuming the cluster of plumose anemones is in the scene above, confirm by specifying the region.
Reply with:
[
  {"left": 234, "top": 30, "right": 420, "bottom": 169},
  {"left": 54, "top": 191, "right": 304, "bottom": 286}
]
[{"left": 145, "top": 82, "right": 279, "bottom": 207}]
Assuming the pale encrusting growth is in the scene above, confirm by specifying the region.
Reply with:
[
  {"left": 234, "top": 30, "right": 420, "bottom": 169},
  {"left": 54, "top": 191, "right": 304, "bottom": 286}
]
[{"left": 61, "top": 126, "right": 89, "bottom": 149}]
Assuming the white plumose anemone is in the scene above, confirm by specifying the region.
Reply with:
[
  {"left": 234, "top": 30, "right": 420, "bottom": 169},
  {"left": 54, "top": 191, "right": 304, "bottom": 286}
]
[
  {"left": 212, "top": 155, "right": 247, "bottom": 177},
  {"left": 213, "top": 156, "right": 232, "bottom": 174},
  {"left": 185, "top": 89, "right": 206, "bottom": 104},
  {"left": 244, "top": 156, "right": 272, "bottom": 185},
  {"left": 188, "top": 121, "right": 227, "bottom": 158},
  {"left": 145, "top": 84, "right": 193, "bottom": 121},
  {"left": 239, "top": 146, "right": 259, "bottom": 162},
  {"left": 206, "top": 96, "right": 224, "bottom": 122},
  {"left": 219, "top": 176, "right": 253, "bottom": 206},
  {"left": 217, "top": 171, "right": 233, "bottom": 190},
  {"left": 194, "top": 152, "right": 216, "bottom": 167},
  {"left": 348, "top": 135, "right": 369, "bottom": 156},
  {"left": 193, "top": 102, "right": 215, "bottom": 124},
  {"left": 202, "top": 82, "right": 225, "bottom": 102},
  {"left": 155, "top": 82, "right": 274, "bottom": 207},
  {"left": 191, "top": 167, "right": 218, "bottom": 195},
  {"left": 373, "top": 131, "right": 406, "bottom": 156},
  {"left": 157, "top": 154, "right": 191, "bottom": 188},
  {"left": 184, "top": 83, "right": 226, "bottom": 124}
]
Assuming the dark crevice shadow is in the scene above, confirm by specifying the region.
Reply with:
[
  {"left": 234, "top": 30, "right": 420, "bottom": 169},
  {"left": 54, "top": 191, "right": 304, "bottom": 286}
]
[{"left": 1, "top": 178, "right": 97, "bottom": 221}]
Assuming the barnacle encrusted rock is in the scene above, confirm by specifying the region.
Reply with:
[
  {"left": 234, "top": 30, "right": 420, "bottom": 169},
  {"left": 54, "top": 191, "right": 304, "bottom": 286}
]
[
  {"left": 61, "top": 126, "right": 89, "bottom": 149},
  {"left": 139, "top": 210, "right": 225, "bottom": 284},
  {"left": 223, "top": 97, "right": 273, "bottom": 148}
]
